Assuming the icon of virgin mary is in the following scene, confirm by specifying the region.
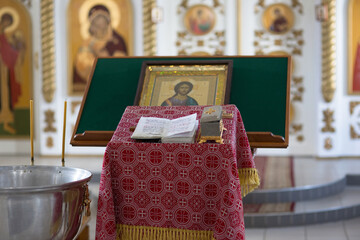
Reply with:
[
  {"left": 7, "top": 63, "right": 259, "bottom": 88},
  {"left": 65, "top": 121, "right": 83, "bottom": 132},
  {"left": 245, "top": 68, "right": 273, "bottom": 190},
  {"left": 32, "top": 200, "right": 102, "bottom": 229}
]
[{"left": 73, "top": 4, "right": 128, "bottom": 91}]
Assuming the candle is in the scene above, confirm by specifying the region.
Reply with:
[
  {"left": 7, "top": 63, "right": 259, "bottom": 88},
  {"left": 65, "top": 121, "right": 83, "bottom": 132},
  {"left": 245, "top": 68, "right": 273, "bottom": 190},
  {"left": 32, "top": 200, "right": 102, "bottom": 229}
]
[
  {"left": 62, "top": 100, "right": 67, "bottom": 167},
  {"left": 30, "top": 100, "right": 34, "bottom": 165}
]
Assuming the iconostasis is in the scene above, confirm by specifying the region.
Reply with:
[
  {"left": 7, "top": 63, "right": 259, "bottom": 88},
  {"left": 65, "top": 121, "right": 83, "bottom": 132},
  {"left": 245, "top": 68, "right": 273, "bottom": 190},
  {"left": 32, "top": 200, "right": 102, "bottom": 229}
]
[
  {"left": 154, "top": 0, "right": 359, "bottom": 158},
  {"left": 0, "top": 0, "right": 358, "bottom": 157}
]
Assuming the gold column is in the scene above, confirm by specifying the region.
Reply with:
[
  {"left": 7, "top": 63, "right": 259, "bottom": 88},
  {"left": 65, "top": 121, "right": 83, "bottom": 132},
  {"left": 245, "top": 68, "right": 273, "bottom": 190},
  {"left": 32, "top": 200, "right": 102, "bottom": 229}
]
[
  {"left": 41, "top": 0, "right": 55, "bottom": 102},
  {"left": 321, "top": 0, "right": 336, "bottom": 102}
]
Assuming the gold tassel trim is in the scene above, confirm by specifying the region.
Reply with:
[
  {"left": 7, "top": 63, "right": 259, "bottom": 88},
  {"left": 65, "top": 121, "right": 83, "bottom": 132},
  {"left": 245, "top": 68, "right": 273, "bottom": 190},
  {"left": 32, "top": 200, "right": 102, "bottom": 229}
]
[
  {"left": 238, "top": 168, "right": 260, "bottom": 197},
  {"left": 117, "top": 224, "right": 216, "bottom": 240}
]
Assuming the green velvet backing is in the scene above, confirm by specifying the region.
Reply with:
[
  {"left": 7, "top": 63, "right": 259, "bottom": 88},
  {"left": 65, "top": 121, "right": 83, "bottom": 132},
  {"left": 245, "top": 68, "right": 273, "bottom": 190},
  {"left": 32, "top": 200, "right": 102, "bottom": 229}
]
[{"left": 76, "top": 57, "right": 288, "bottom": 137}]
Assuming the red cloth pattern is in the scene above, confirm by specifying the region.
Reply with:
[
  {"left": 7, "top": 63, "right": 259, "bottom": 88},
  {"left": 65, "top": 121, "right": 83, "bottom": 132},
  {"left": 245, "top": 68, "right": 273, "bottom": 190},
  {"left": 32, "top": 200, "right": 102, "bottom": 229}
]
[{"left": 96, "top": 105, "right": 255, "bottom": 240}]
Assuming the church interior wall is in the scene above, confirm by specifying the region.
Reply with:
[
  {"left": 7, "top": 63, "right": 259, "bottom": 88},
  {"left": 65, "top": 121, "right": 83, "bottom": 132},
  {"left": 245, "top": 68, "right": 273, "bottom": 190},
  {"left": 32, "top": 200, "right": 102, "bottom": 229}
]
[{"left": 0, "top": 0, "right": 359, "bottom": 158}]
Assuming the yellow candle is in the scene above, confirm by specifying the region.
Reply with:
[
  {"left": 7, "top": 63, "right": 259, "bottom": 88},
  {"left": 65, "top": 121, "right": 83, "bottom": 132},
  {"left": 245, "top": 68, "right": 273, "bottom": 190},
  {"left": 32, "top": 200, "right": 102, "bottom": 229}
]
[
  {"left": 62, "top": 100, "right": 67, "bottom": 167},
  {"left": 30, "top": 99, "right": 34, "bottom": 165}
]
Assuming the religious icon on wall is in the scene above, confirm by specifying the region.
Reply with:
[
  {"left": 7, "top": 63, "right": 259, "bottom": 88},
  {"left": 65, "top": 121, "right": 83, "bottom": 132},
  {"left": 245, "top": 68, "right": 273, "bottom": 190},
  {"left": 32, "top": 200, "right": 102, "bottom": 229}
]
[
  {"left": 348, "top": 0, "right": 360, "bottom": 94},
  {"left": 262, "top": 3, "right": 294, "bottom": 35},
  {"left": 0, "top": 1, "right": 32, "bottom": 137},
  {"left": 134, "top": 60, "right": 233, "bottom": 106},
  {"left": 184, "top": 4, "right": 216, "bottom": 36},
  {"left": 68, "top": 0, "right": 133, "bottom": 95}
]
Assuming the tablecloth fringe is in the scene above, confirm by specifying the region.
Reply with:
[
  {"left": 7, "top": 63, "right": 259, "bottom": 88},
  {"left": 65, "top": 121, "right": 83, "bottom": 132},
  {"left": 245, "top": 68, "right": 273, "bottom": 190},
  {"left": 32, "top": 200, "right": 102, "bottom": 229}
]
[
  {"left": 117, "top": 224, "right": 216, "bottom": 240},
  {"left": 238, "top": 168, "right": 260, "bottom": 197}
]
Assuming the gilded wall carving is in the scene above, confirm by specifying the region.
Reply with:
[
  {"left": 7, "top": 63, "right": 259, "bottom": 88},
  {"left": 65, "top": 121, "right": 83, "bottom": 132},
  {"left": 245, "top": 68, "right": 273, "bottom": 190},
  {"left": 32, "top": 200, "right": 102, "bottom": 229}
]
[
  {"left": 46, "top": 136, "right": 53, "bottom": 148},
  {"left": 321, "top": 108, "right": 335, "bottom": 133},
  {"left": 289, "top": 76, "right": 304, "bottom": 142},
  {"left": 44, "top": 109, "right": 56, "bottom": 132},
  {"left": 290, "top": 124, "right": 303, "bottom": 142},
  {"left": 350, "top": 101, "right": 360, "bottom": 139},
  {"left": 253, "top": 30, "right": 304, "bottom": 56},
  {"left": 324, "top": 137, "right": 333, "bottom": 150},
  {"left": 291, "top": 77, "right": 304, "bottom": 102}
]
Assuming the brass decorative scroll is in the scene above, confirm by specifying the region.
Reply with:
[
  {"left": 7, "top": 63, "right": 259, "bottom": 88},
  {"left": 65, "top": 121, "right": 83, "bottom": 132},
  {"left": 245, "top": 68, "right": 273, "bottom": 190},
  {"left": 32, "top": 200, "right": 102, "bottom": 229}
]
[
  {"left": 41, "top": 0, "right": 55, "bottom": 102},
  {"left": 321, "top": 0, "right": 336, "bottom": 102},
  {"left": 143, "top": 0, "right": 157, "bottom": 56}
]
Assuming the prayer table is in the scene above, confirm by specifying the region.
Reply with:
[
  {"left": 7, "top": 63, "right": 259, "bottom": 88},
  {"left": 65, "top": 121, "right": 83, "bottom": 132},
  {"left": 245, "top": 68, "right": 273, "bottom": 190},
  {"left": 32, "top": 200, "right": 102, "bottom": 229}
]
[{"left": 96, "top": 105, "right": 259, "bottom": 240}]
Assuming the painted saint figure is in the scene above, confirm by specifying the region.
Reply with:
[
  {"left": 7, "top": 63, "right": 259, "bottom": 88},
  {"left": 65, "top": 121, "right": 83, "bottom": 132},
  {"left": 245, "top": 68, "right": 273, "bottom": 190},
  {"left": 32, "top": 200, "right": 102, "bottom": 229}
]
[
  {"left": 185, "top": 5, "right": 215, "bottom": 36},
  {"left": 73, "top": 4, "right": 127, "bottom": 90},
  {"left": 0, "top": 12, "right": 24, "bottom": 134},
  {"left": 270, "top": 8, "right": 288, "bottom": 33},
  {"left": 161, "top": 81, "right": 199, "bottom": 106},
  {"left": 190, "top": 9, "right": 211, "bottom": 35}
]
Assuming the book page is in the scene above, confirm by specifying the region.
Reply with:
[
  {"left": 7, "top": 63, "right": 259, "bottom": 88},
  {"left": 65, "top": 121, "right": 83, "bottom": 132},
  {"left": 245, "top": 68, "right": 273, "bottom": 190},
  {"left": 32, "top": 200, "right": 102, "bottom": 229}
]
[
  {"left": 165, "top": 114, "right": 197, "bottom": 137},
  {"left": 162, "top": 120, "right": 199, "bottom": 143},
  {"left": 131, "top": 117, "right": 170, "bottom": 139}
]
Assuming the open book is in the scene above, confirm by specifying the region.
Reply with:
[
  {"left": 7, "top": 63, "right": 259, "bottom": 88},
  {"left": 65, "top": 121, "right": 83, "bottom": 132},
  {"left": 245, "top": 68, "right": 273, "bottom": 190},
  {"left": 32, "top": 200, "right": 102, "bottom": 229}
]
[{"left": 131, "top": 114, "right": 198, "bottom": 143}]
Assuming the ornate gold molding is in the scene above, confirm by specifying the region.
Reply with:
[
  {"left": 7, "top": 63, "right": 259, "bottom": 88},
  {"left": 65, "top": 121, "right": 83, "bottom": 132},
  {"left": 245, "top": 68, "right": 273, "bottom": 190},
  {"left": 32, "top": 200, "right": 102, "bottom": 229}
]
[
  {"left": 290, "top": 124, "right": 304, "bottom": 142},
  {"left": 143, "top": 0, "right": 157, "bottom": 56},
  {"left": 253, "top": 30, "right": 304, "bottom": 56},
  {"left": 350, "top": 101, "right": 360, "bottom": 139},
  {"left": 350, "top": 101, "right": 360, "bottom": 114},
  {"left": 350, "top": 126, "right": 360, "bottom": 139},
  {"left": 44, "top": 109, "right": 56, "bottom": 132},
  {"left": 321, "top": 0, "right": 336, "bottom": 102},
  {"left": 46, "top": 136, "right": 54, "bottom": 148},
  {"left": 321, "top": 108, "right": 335, "bottom": 132},
  {"left": 41, "top": 0, "right": 56, "bottom": 102},
  {"left": 291, "top": 77, "right": 304, "bottom": 102},
  {"left": 324, "top": 137, "right": 333, "bottom": 150}
]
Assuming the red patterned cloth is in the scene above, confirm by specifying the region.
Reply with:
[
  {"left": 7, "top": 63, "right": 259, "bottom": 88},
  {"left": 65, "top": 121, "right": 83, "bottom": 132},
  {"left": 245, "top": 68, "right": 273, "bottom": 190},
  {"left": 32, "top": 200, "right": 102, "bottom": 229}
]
[{"left": 96, "top": 105, "right": 256, "bottom": 240}]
